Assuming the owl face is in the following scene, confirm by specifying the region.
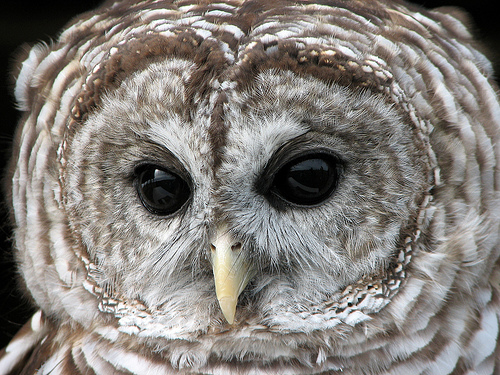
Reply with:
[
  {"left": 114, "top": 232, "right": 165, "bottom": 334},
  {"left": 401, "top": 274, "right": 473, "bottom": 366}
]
[
  {"left": 8, "top": 0, "right": 500, "bottom": 372},
  {"left": 64, "top": 58, "right": 426, "bottom": 337}
]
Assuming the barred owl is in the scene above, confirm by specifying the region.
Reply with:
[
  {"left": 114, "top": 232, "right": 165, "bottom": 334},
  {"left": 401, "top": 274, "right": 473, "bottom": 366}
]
[{"left": 1, "top": 0, "right": 499, "bottom": 374}]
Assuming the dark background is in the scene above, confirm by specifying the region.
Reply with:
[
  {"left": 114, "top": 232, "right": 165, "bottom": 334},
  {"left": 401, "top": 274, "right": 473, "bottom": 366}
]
[{"left": 0, "top": 1, "right": 499, "bottom": 348}]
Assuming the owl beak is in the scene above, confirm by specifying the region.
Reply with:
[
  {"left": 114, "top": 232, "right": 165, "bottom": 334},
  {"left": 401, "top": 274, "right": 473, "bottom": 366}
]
[{"left": 210, "top": 226, "right": 252, "bottom": 324}]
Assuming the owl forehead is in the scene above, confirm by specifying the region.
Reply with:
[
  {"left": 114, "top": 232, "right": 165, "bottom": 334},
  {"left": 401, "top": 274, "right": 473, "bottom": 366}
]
[
  {"left": 67, "top": 0, "right": 399, "bottom": 127},
  {"left": 92, "top": 61, "right": 334, "bottom": 171}
]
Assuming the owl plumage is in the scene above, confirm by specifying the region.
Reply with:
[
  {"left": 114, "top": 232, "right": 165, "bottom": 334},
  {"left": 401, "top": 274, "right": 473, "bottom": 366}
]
[{"left": 1, "top": 0, "right": 499, "bottom": 374}]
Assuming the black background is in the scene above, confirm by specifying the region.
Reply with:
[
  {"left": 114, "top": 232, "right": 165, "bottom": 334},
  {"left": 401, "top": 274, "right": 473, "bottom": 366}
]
[{"left": 0, "top": 1, "right": 499, "bottom": 348}]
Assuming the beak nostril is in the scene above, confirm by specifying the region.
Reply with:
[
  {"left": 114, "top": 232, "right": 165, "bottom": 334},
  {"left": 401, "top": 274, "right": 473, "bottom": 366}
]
[
  {"left": 231, "top": 242, "right": 242, "bottom": 252},
  {"left": 210, "top": 244, "right": 216, "bottom": 252}
]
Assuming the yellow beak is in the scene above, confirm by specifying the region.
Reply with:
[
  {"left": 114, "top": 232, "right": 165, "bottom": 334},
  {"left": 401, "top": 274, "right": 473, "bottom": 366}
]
[{"left": 210, "top": 226, "right": 253, "bottom": 324}]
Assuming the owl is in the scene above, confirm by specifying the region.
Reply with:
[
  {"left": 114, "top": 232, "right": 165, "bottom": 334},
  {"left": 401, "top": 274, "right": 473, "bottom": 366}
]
[{"left": 0, "top": 0, "right": 499, "bottom": 374}]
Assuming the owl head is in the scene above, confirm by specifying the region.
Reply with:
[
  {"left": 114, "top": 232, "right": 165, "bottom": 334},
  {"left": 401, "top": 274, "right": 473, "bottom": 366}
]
[{"left": 7, "top": 0, "right": 500, "bottom": 372}]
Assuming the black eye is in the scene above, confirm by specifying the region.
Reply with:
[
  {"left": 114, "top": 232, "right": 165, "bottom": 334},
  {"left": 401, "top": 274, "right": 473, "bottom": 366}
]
[
  {"left": 136, "top": 166, "right": 191, "bottom": 215},
  {"left": 272, "top": 153, "right": 340, "bottom": 206}
]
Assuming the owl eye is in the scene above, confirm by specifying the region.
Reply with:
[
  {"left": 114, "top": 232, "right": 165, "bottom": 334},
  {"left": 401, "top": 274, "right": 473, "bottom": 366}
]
[
  {"left": 136, "top": 166, "right": 191, "bottom": 215},
  {"left": 271, "top": 153, "right": 340, "bottom": 206}
]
